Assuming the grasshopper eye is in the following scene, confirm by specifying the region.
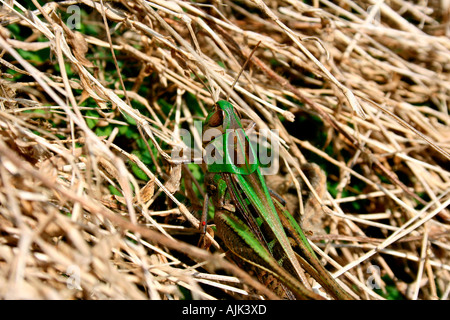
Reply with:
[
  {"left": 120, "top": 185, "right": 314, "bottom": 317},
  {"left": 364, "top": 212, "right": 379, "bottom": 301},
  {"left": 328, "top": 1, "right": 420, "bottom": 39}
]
[{"left": 207, "top": 109, "right": 223, "bottom": 127}]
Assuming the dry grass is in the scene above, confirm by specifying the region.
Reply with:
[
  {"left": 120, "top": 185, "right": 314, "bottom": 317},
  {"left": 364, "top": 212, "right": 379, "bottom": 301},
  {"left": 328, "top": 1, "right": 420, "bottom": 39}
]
[{"left": 0, "top": 0, "right": 449, "bottom": 300}]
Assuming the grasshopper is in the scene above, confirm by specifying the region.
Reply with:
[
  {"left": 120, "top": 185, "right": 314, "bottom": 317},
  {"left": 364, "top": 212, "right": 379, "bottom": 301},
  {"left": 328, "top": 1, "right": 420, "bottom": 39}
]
[{"left": 200, "top": 100, "right": 353, "bottom": 300}]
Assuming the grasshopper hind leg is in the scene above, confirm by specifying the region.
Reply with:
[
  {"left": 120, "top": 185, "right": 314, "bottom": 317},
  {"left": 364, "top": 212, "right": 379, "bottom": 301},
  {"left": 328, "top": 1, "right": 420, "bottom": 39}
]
[{"left": 198, "top": 193, "right": 214, "bottom": 250}]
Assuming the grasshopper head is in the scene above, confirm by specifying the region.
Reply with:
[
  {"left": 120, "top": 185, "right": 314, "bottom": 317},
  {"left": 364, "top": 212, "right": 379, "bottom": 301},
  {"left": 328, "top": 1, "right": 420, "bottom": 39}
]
[
  {"left": 202, "top": 100, "right": 258, "bottom": 175},
  {"left": 205, "top": 104, "right": 223, "bottom": 129},
  {"left": 202, "top": 100, "right": 242, "bottom": 146}
]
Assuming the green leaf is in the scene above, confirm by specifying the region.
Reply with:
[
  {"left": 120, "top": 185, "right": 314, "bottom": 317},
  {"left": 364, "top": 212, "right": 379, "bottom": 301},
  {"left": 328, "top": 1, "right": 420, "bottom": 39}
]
[
  {"left": 157, "top": 98, "right": 173, "bottom": 115},
  {"left": 95, "top": 125, "right": 113, "bottom": 137},
  {"left": 188, "top": 163, "right": 202, "bottom": 181},
  {"left": 108, "top": 185, "right": 123, "bottom": 197},
  {"left": 86, "top": 110, "right": 99, "bottom": 128},
  {"left": 129, "top": 157, "right": 149, "bottom": 181},
  {"left": 184, "top": 92, "right": 203, "bottom": 117},
  {"left": 122, "top": 112, "right": 137, "bottom": 125}
]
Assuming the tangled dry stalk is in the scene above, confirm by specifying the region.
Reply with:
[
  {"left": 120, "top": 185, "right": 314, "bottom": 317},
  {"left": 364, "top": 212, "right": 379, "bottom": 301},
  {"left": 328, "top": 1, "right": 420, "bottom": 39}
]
[{"left": 0, "top": 0, "right": 449, "bottom": 300}]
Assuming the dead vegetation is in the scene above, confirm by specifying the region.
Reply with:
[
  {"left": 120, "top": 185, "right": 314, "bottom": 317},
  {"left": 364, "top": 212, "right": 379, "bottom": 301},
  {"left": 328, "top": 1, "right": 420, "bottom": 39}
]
[{"left": 0, "top": 0, "right": 449, "bottom": 300}]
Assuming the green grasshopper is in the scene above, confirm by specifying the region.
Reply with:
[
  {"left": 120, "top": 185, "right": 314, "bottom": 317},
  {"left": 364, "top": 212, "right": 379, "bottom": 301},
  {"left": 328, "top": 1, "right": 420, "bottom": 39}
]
[{"left": 200, "top": 100, "right": 353, "bottom": 300}]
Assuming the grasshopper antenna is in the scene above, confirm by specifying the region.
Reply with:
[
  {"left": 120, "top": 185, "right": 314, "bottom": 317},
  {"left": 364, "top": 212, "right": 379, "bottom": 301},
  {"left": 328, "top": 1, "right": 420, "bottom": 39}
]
[
  {"left": 225, "top": 41, "right": 261, "bottom": 101},
  {"left": 189, "top": 67, "right": 218, "bottom": 106}
]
